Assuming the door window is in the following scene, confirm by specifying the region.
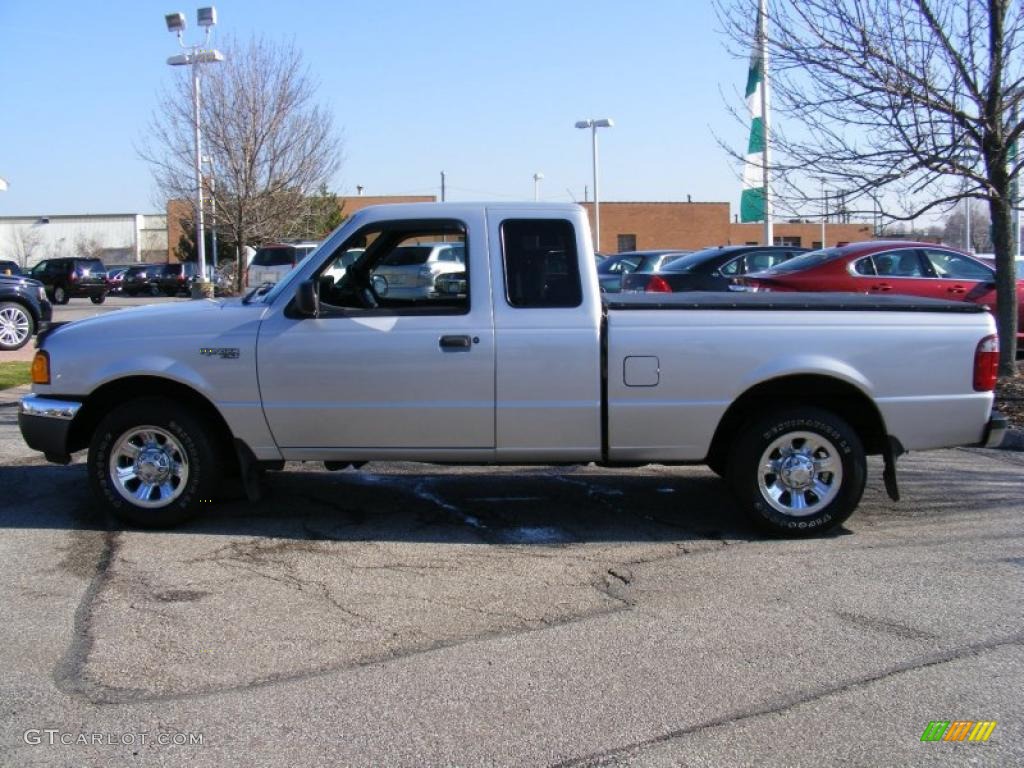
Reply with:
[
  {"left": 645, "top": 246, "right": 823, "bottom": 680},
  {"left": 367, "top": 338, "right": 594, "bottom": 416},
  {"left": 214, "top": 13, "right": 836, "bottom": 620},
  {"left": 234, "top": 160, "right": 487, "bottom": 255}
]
[
  {"left": 314, "top": 220, "right": 469, "bottom": 314},
  {"left": 872, "top": 250, "right": 925, "bottom": 277},
  {"left": 921, "top": 249, "right": 993, "bottom": 280}
]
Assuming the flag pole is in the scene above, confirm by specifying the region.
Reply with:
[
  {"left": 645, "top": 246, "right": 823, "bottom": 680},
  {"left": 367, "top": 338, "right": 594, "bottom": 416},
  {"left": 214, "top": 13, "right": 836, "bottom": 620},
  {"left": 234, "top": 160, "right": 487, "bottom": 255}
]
[{"left": 759, "top": 0, "right": 772, "bottom": 246}]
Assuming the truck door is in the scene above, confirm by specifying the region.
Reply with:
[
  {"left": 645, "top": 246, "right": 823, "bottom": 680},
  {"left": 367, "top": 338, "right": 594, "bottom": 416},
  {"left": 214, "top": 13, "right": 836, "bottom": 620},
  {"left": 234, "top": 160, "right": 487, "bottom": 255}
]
[
  {"left": 488, "top": 211, "right": 603, "bottom": 461},
  {"left": 255, "top": 213, "right": 496, "bottom": 459}
]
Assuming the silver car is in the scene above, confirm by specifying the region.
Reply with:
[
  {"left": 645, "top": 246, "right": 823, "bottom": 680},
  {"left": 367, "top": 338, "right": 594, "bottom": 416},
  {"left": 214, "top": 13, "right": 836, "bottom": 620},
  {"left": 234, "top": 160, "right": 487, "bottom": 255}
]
[{"left": 370, "top": 242, "right": 465, "bottom": 299}]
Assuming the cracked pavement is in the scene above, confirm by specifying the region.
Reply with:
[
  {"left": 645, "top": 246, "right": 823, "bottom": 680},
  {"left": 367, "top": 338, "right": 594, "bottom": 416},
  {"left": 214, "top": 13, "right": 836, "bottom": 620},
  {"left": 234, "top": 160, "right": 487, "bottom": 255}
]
[{"left": 0, "top": 428, "right": 1021, "bottom": 765}]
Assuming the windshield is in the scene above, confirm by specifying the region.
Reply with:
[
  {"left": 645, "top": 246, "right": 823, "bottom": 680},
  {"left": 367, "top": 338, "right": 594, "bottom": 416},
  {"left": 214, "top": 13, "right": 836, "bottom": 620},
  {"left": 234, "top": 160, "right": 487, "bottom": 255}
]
[{"left": 759, "top": 248, "right": 843, "bottom": 274}]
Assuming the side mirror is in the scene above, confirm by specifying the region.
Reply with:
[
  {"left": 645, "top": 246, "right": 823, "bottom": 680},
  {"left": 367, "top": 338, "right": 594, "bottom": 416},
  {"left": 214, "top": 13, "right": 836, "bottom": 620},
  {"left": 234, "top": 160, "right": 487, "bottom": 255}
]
[{"left": 294, "top": 279, "right": 319, "bottom": 317}]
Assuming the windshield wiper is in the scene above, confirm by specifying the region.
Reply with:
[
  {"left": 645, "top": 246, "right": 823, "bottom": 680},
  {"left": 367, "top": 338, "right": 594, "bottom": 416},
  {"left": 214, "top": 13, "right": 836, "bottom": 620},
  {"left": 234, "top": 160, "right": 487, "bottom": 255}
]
[{"left": 242, "top": 283, "right": 274, "bottom": 304}]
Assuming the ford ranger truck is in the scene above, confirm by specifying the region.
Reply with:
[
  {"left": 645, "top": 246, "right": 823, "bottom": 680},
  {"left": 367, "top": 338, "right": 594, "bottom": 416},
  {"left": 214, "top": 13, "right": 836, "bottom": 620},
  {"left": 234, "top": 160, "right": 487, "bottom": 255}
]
[{"left": 19, "top": 203, "right": 1008, "bottom": 536}]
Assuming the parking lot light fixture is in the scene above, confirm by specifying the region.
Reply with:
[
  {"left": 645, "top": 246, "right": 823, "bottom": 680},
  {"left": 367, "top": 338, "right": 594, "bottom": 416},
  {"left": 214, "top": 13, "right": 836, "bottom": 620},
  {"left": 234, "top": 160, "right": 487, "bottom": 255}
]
[
  {"left": 165, "top": 5, "right": 222, "bottom": 299},
  {"left": 575, "top": 118, "right": 614, "bottom": 250}
]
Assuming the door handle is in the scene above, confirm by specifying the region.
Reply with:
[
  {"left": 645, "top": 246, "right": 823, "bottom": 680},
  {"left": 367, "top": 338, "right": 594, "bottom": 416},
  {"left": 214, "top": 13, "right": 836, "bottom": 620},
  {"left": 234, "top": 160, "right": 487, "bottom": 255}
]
[
  {"left": 947, "top": 285, "right": 966, "bottom": 295},
  {"left": 439, "top": 335, "right": 472, "bottom": 350},
  {"left": 871, "top": 283, "right": 892, "bottom": 292}
]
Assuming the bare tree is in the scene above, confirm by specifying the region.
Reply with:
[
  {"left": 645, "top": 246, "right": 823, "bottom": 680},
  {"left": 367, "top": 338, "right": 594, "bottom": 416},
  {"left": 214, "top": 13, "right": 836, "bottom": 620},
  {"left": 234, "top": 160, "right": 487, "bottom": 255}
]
[
  {"left": 73, "top": 233, "right": 105, "bottom": 261},
  {"left": 944, "top": 201, "right": 994, "bottom": 252},
  {"left": 9, "top": 226, "right": 42, "bottom": 270},
  {"left": 140, "top": 35, "right": 342, "bottom": 291},
  {"left": 717, "top": 0, "right": 1023, "bottom": 375}
]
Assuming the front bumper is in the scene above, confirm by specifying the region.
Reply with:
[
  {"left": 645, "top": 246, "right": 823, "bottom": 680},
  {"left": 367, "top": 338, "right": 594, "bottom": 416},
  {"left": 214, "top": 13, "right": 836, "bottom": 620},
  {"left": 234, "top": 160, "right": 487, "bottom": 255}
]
[
  {"left": 18, "top": 394, "right": 82, "bottom": 464},
  {"left": 981, "top": 411, "right": 1009, "bottom": 448}
]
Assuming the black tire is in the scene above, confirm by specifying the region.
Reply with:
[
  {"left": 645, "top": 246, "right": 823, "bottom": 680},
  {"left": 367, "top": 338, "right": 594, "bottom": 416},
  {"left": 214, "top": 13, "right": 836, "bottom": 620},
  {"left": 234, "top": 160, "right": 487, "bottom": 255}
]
[
  {"left": 53, "top": 285, "right": 70, "bottom": 305},
  {"left": 726, "top": 407, "right": 866, "bottom": 537},
  {"left": 88, "top": 397, "right": 220, "bottom": 528},
  {"left": 90, "top": 293, "right": 106, "bottom": 305},
  {"left": 149, "top": 283, "right": 161, "bottom": 297},
  {"left": 0, "top": 301, "right": 35, "bottom": 351}
]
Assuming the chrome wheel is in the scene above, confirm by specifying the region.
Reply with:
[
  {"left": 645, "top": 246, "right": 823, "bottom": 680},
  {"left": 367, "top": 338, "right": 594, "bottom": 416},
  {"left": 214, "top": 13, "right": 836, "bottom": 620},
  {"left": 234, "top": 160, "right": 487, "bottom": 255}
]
[
  {"left": 757, "top": 430, "right": 843, "bottom": 517},
  {"left": 0, "top": 305, "right": 31, "bottom": 348},
  {"left": 108, "top": 426, "right": 190, "bottom": 509}
]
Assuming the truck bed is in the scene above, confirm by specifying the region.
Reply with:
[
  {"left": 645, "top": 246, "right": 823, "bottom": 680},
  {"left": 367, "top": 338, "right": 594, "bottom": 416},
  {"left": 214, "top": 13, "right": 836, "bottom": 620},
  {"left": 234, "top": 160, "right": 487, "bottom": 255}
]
[{"left": 603, "top": 291, "right": 988, "bottom": 313}]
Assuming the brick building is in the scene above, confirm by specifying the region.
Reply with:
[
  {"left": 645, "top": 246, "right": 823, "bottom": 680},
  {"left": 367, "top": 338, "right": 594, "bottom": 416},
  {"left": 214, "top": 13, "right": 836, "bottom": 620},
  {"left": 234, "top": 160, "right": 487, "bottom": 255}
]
[
  {"left": 166, "top": 195, "right": 872, "bottom": 260},
  {"left": 579, "top": 202, "right": 873, "bottom": 253}
]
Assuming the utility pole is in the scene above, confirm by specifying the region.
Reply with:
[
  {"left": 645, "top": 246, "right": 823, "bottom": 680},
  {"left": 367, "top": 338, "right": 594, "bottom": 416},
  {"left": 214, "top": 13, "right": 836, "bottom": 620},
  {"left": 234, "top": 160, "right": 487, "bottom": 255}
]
[{"left": 440, "top": 170, "right": 446, "bottom": 202}]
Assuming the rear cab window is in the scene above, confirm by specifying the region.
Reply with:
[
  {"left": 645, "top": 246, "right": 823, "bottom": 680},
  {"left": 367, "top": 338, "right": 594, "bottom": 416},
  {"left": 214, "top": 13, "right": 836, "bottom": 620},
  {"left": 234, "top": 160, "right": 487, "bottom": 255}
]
[{"left": 500, "top": 219, "right": 583, "bottom": 308}]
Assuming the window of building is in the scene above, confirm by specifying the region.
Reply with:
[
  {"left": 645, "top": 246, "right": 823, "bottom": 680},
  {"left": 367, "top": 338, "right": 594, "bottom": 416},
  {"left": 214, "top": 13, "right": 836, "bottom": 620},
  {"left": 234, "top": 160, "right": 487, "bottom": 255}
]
[
  {"left": 501, "top": 219, "right": 582, "bottom": 308},
  {"left": 773, "top": 236, "right": 802, "bottom": 247},
  {"left": 616, "top": 234, "right": 637, "bottom": 253}
]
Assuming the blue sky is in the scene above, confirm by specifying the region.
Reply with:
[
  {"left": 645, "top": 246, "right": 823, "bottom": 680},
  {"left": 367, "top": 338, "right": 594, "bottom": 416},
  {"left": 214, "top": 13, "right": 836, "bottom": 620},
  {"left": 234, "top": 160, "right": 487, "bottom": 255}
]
[{"left": 0, "top": 0, "right": 751, "bottom": 216}]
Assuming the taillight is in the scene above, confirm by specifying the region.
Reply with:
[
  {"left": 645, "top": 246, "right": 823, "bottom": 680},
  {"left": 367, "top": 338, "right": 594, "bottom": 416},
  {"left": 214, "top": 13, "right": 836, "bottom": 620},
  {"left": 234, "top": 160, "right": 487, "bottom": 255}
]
[
  {"left": 973, "top": 335, "right": 999, "bottom": 391},
  {"left": 178, "top": 274, "right": 186, "bottom": 282},
  {"left": 646, "top": 275, "right": 672, "bottom": 293},
  {"left": 70, "top": 272, "right": 78, "bottom": 281}
]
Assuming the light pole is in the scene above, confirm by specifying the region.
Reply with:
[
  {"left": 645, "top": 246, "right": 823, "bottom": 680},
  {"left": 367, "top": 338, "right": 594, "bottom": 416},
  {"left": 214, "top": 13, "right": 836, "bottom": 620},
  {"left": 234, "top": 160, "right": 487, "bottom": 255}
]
[
  {"left": 533, "top": 172, "right": 544, "bottom": 202},
  {"left": 819, "top": 178, "right": 827, "bottom": 248},
  {"left": 165, "top": 7, "right": 223, "bottom": 298},
  {"left": 575, "top": 118, "right": 613, "bottom": 250},
  {"left": 202, "top": 155, "right": 218, "bottom": 274}
]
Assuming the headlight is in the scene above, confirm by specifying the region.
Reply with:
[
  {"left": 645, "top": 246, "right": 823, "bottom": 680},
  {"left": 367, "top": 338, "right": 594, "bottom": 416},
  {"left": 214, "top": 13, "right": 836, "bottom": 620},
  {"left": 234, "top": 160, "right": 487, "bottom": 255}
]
[{"left": 37, "top": 286, "right": 47, "bottom": 302}]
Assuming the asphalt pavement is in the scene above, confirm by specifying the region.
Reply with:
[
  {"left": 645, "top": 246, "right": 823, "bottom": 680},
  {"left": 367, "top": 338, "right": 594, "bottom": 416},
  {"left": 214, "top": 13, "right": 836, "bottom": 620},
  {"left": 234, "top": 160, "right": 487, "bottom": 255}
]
[{"left": 0, "top": 389, "right": 1021, "bottom": 766}]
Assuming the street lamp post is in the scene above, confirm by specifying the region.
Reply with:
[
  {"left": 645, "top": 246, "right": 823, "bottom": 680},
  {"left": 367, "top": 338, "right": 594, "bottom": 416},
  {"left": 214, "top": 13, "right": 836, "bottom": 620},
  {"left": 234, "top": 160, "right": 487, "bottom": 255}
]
[
  {"left": 165, "top": 7, "right": 223, "bottom": 299},
  {"left": 203, "top": 155, "right": 218, "bottom": 274},
  {"left": 575, "top": 118, "right": 613, "bottom": 250},
  {"left": 533, "top": 172, "right": 544, "bottom": 202}
]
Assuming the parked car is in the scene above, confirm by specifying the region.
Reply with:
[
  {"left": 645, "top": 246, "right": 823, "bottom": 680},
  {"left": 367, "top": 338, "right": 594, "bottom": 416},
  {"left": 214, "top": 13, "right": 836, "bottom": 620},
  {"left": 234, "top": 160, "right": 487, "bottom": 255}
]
[
  {"left": 0, "top": 274, "right": 52, "bottom": 350},
  {"left": 740, "top": 240, "right": 1024, "bottom": 342},
  {"left": 0, "top": 260, "right": 23, "bottom": 277},
  {"left": 121, "top": 264, "right": 164, "bottom": 297},
  {"left": 29, "top": 257, "right": 107, "bottom": 304},
  {"left": 246, "top": 242, "right": 320, "bottom": 287},
  {"left": 156, "top": 262, "right": 201, "bottom": 296},
  {"left": 597, "top": 250, "right": 692, "bottom": 293},
  {"left": 106, "top": 267, "right": 129, "bottom": 294},
  {"left": 19, "top": 203, "right": 1004, "bottom": 537},
  {"left": 621, "top": 245, "right": 807, "bottom": 293},
  {"left": 369, "top": 242, "right": 466, "bottom": 300}
]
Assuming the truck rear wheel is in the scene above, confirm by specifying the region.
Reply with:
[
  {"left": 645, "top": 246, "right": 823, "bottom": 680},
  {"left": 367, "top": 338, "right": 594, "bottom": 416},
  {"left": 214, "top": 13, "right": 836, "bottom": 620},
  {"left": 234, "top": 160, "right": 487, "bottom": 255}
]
[
  {"left": 727, "top": 407, "right": 865, "bottom": 537},
  {"left": 88, "top": 397, "right": 219, "bottom": 528}
]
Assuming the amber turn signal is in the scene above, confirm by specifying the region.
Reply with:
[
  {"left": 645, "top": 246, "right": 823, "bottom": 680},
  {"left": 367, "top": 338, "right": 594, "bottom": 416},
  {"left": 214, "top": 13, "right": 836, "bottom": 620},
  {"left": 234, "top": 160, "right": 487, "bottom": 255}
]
[{"left": 31, "top": 351, "right": 50, "bottom": 385}]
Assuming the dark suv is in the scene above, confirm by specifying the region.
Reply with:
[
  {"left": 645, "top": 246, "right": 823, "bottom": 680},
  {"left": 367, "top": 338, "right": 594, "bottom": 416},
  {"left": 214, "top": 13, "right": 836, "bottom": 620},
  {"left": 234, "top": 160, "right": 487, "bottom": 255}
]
[
  {"left": 156, "top": 262, "right": 200, "bottom": 296},
  {"left": 0, "top": 274, "right": 52, "bottom": 350},
  {"left": 29, "top": 258, "right": 108, "bottom": 304},
  {"left": 122, "top": 264, "right": 163, "bottom": 297}
]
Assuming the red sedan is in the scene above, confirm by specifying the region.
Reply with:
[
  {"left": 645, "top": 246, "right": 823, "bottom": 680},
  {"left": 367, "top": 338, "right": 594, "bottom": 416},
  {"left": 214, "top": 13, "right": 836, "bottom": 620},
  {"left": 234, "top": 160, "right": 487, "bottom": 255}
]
[{"left": 742, "top": 240, "right": 1024, "bottom": 341}]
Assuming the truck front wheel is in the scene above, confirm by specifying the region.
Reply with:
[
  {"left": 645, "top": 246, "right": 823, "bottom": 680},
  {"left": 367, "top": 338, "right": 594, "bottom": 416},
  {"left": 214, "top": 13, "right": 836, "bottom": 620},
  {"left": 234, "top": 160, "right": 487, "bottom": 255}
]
[
  {"left": 88, "top": 397, "right": 219, "bottom": 528},
  {"left": 727, "top": 407, "right": 865, "bottom": 537}
]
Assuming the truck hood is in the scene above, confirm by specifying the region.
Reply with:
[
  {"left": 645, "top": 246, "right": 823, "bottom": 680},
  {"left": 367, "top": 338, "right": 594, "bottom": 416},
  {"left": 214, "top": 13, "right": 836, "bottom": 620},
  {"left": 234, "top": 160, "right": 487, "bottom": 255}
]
[{"left": 43, "top": 298, "right": 265, "bottom": 347}]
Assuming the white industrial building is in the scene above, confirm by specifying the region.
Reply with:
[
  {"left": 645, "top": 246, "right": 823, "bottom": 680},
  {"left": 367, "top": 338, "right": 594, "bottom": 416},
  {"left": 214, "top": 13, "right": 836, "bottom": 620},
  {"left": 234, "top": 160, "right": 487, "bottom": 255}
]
[{"left": 0, "top": 213, "right": 168, "bottom": 268}]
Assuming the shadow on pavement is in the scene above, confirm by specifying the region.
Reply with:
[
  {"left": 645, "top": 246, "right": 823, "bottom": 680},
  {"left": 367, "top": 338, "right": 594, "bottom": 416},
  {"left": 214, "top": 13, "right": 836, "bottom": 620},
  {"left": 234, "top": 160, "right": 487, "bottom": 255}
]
[{"left": 0, "top": 461, "right": 772, "bottom": 544}]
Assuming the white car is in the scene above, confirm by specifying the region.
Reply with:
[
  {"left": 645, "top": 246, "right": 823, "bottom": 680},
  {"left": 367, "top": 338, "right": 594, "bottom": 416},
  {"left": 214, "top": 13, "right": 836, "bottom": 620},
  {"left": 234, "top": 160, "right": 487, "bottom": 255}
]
[
  {"left": 245, "top": 242, "right": 319, "bottom": 287},
  {"left": 369, "top": 242, "right": 465, "bottom": 299}
]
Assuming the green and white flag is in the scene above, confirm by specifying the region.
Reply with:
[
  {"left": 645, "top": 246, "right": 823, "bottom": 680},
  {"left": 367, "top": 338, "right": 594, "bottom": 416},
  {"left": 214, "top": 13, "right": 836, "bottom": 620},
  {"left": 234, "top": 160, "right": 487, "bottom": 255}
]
[{"left": 740, "top": 17, "right": 767, "bottom": 223}]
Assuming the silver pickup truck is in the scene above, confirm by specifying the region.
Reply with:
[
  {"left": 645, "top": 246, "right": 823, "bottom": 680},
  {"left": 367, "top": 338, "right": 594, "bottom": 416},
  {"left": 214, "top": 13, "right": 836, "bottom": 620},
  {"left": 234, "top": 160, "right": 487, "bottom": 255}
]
[{"left": 19, "top": 203, "right": 1007, "bottom": 536}]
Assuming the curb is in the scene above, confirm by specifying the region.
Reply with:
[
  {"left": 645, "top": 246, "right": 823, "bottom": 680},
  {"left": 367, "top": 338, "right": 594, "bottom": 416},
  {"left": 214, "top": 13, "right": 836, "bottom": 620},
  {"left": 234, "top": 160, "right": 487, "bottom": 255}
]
[{"left": 998, "top": 428, "right": 1024, "bottom": 451}]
